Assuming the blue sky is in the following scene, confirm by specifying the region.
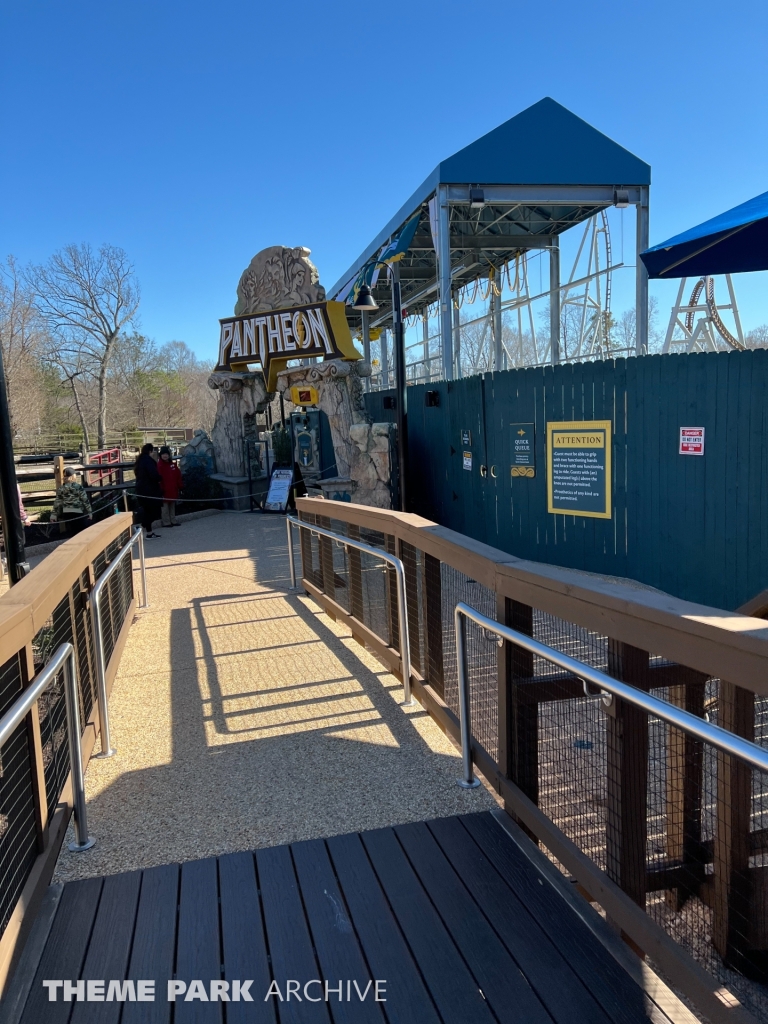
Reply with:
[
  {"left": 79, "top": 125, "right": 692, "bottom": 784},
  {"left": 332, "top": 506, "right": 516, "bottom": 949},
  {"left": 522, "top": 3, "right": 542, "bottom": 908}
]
[{"left": 1, "top": 0, "right": 766, "bottom": 360}]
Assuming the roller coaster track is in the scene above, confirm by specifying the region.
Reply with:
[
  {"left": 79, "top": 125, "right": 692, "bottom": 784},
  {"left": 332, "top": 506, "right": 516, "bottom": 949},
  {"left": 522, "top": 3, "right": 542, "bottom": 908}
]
[{"left": 684, "top": 276, "right": 745, "bottom": 350}]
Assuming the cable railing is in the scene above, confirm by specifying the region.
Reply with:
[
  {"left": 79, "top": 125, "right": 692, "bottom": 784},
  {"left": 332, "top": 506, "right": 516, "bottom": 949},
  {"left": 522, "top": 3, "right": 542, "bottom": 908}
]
[
  {"left": 454, "top": 601, "right": 768, "bottom": 788},
  {"left": 286, "top": 514, "right": 413, "bottom": 705},
  {"left": 0, "top": 643, "right": 93, "bottom": 853},
  {"left": 89, "top": 526, "right": 148, "bottom": 758},
  {"left": 293, "top": 496, "right": 768, "bottom": 1022}
]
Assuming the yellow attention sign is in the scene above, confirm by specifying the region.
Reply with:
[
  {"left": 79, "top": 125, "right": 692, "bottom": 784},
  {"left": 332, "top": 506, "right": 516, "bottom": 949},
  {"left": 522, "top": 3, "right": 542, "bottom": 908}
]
[
  {"left": 546, "top": 420, "right": 612, "bottom": 519},
  {"left": 215, "top": 300, "right": 361, "bottom": 390}
]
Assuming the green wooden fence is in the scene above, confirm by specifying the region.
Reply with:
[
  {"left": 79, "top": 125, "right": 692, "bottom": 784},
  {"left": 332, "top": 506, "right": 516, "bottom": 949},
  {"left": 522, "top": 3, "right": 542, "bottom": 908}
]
[{"left": 364, "top": 349, "right": 768, "bottom": 610}]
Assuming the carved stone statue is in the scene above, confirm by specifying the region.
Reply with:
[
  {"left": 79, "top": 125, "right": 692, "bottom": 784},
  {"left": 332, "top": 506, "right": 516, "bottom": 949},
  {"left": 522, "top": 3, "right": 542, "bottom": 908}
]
[{"left": 234, "top": 246, "right": 326, "bottom": 316}]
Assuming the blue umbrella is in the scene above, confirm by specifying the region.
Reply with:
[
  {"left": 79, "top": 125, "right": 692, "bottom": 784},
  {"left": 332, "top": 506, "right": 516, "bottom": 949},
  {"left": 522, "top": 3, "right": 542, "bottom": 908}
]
[{"left": 640, "top": 190, "right": 768, "bottom": 279}]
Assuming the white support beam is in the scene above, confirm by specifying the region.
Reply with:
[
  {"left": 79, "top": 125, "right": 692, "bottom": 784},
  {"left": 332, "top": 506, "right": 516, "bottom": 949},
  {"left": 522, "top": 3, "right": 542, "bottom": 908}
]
[
  {"left": 437, "top": 185, "right": 454, "bottom": 380},
  {"left": 636, "top": 187, "right": 650, "bottom": 356},
  {"left": 550, "top": 238, "right": 561, "bottom": 364}
]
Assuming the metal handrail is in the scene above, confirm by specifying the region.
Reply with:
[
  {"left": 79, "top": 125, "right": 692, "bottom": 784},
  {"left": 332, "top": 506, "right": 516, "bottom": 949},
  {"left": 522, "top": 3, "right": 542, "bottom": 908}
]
[
  {"left": 454, "top": 601, "right": 768, "bottom": 788},
  {"left": 286, "top": 515, "right": 413, "bottom": 705},
  {"left": 89, "top": 526, "right": 148, "bottom": 758},
  {"left": 0, "top": 643, "right": 94, "bottom": 852}
]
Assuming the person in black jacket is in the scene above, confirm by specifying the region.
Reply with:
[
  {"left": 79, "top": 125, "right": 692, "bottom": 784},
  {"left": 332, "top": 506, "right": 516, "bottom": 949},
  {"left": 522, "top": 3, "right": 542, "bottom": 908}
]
[{"left": 134, "top": 443, "right": 163, "bottom": 538}]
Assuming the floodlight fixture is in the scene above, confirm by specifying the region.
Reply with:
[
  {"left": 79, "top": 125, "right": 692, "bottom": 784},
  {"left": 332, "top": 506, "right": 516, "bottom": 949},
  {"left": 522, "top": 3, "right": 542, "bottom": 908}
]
[
  {"left": 352, "top": 283, "right": 379, "bottom": 311},
  {"left": 469, "top": 187, "right": 485, "bottom": 209}
]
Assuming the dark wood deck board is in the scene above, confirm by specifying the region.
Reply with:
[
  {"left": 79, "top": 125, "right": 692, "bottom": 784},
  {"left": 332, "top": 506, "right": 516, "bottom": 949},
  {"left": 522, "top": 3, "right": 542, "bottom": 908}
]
[
  {"left": 428, "top": 814, "right": 620, "bottom": 1024},
  {"left": 291, "top": 838, "right": 385, "bottom": 1024},
  {"left": 10, "top": 812, "right": 665, "bottom": 1024},
  {"left": 70, "top": 870, "right": 142, "bottom": 1024},
  {"left": 20, "top": 876, "right": 103, "bottom": 1024},
  {"left": 326, "top": 831, "right": 443, "bottom": 1024},
  {"left": 461, "top": 813, "right": 652, "bottom": 1024},
  {"left": 218, "top": 851, "right": 276, "bottom": 1024},
  {"left": 122, "top": 863, "right": 179, "bottom": 1024},
  {"left": 394, "top": 820, "right": 554, "bottom": 1024},
  {"left": 256, "top": 844, "right": 331, "bottom": 1024},
  {"left": 360, "top": 826, "right": 497, "bottom": 1024},
  {"left": 175, "top": 857, "right": 222, "bottom": 1024}
]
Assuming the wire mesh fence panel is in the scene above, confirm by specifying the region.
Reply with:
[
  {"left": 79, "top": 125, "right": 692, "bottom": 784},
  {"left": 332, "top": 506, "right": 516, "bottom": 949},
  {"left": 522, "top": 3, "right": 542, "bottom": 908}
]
[
  {"left": 328, "top": 518, "right": 351, "bottom": 615},
  {"left": 440, "top": 565, "right": 498, "bottom": 761},
  {"left": 0, "top": 652, "right": 38, "bottom": 936},
  {"left": 401, "top": 542, "right": 424, "bottom": 678},
  {"left": 33, "top": 594, "right": 75, "bottom": 818},
  {"left": 100, "top": 549, "right": 134, "bottom": 667},
  {"left": 72, "top": 571, "right": 96, "bottom": 724}
]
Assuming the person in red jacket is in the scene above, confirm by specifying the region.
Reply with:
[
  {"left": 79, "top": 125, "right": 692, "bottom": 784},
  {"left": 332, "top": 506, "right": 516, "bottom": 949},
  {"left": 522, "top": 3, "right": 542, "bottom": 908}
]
[{"left": 157, "top": 446, "right": 183, "bottom": 527}]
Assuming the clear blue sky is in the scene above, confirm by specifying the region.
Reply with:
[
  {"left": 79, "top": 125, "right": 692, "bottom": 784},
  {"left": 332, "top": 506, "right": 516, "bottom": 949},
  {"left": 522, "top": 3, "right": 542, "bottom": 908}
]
[{"left": 1, "top": 0, "right": 766, "bottom": 360}]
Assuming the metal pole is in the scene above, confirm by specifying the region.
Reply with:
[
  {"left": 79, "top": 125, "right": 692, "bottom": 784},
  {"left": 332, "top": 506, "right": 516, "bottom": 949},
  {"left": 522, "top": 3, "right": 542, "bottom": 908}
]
[
  {"left": 287, "top": 517, "right": 296, "bottom": 588},
  {"left": 0, "top": 341, "right": 28, "bottom": 584},
  {"left": 361, "top": 310, "right": 371, "bottom": 393},
  {"left": 549, "top": 238, "right": 561, "bottom": 364},
  {"left": 636, "top": 187, "right": 650, "bottom": 356},
  {"left": 136, "top": 527, "right": 149, "bottom": 609},
  {"left": 286, "top": 516, "right": 413, "bottom": 705},
  {"left": 437, "top": 185, "right": 453, "bottom": 381},
  {"left": 454, "top": 606, "right": 480, "bottom": 788},
  {"left": 422, "top": 314, "right": 429, "bottom": 383},
  {"left": 452, "top": 291, "right": 461, "bottom": 378},
  {"left": 63, "top": 647, "right": 96, "bottom": 851},
  {"left": 380, "top": 328, "right": 389, "bottom": 389},
  {"left": 391, "top": 265, "right": 408, "bottom": 513},
  {"left": 491, "top": 273, "right": 503, "bottom": 372},
  {"left": 394, "top": 560, "right": 414, "bottom": 706},
  {"left": 89, "top": 527, "right": 147, "bottom": 759},
  {"left": 89, "top": 581, "right": 116, "bottom": 759}
]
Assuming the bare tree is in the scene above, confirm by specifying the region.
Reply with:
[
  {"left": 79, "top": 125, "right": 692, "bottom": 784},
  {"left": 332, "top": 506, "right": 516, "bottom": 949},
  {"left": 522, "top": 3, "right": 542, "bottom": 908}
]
[
  {"left": 28, "top": 244, "right": 140, "bottom": 447},
  {"left": 0, "top": 257, "right": 50, "bottom": 435}
]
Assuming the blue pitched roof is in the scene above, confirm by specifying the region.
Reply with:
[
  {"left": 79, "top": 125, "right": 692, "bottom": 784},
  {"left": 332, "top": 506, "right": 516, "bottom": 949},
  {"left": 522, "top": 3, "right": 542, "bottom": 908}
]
[
  {"left": 640, "top": 190, "right": 768, "bottom": 278},
  {"left": 330, "top": 98, "right": 650, "bottom": 297}
]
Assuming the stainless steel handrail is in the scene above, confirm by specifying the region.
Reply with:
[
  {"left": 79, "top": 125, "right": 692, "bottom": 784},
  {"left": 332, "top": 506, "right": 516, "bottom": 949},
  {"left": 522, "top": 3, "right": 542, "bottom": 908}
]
[
  {"left": 454, "top": 601, "right": 768, "bottom": 788},
  {"left": 0, "top": 642, "right": 94, "bottom": 852},
  {"left": 286, "top": 515, "right": 414, "bottom": 705},
  {"left": 89, "top": 526, "right": 148, "bottom": 758}
]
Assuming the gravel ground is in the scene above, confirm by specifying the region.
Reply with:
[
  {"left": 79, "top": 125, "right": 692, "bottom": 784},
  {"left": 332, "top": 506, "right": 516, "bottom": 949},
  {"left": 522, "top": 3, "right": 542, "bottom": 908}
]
[{"left": 54, "top": 512, "right": 497, "bottom": 881}]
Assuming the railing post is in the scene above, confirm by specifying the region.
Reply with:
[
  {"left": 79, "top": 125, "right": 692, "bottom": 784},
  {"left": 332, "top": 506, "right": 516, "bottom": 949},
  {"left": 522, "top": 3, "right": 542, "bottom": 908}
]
[
  {"left": 398, "top": 539, "right": 421, "bottom": 678},
  {"left": 504, "top": 599, "right": 539, "bottom": 837},
  {"left": 422, "top": 553, "right": 444, "bottom": 698},
  {"left": 665, "top": 669, "right": 706, "bottom": 910},
  {"left": 347, "top": 524, "right": 364, "bottom": 622},
  {"left": 63, "top": 647, "right": 95, "bottom": 852},
  {"left": 22, "top": 643, "right": 49, "bottom": 852},
  {"left": 286, "top": 517, "right": 297, "bottom": 588},
  {"left": 606, "top": 639, "right": 650, "bottom": 911},
  {"left": 318, "top": 516, "right": 335, "bottom": 599},
  {"left": 713, "top": 681, "right": 755, "bottom": 972},
  {"left": 454, "top": 607, "right": 480, "bottom": 789}
]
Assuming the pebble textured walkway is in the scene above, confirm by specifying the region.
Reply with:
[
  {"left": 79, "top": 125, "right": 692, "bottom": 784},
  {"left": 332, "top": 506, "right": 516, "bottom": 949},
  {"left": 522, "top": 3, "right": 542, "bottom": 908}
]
[{"left": 54, "top": 512, "right": 497, "bottom": 881}]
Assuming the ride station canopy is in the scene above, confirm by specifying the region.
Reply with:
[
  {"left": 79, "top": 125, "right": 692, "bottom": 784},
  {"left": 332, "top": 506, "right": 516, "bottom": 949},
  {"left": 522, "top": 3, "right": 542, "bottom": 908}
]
[
  {"left": 330, "top": 97, "right": 651, "bottom": 375},
  {"left": 640, "top": 190, "right": 768, "bottom": 279}
]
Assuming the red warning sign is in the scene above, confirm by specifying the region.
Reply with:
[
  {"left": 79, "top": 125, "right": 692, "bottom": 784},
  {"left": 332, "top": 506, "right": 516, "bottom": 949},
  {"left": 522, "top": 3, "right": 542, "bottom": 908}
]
[{"left": 679, "top": 427, "right": 705, "bottom": 455}]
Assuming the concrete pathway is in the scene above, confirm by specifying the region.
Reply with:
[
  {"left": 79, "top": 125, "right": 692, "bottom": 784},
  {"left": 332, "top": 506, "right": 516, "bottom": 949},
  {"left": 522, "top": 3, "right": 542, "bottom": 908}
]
[{"left": 54, "top": 512, "right": 496, "bottom": 881}]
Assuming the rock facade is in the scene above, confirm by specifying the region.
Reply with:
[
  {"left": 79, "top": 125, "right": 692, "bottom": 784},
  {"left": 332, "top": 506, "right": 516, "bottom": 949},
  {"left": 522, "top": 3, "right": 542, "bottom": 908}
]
[{"left": 276, "top": 360, "right": 393, "bottom": 508}]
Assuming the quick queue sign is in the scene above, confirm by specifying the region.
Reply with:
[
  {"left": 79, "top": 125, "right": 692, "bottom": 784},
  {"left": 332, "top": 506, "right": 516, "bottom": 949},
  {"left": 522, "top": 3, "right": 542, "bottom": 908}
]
[
  {"left": 546, "top": 420, "right": 612, "bottom": 519},
  {"left": 215, "top": 300, "right": 360, "bottom": 390}
]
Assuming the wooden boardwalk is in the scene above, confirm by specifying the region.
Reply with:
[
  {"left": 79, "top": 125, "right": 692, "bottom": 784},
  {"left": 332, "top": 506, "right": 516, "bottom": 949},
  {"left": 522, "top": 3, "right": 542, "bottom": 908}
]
[{"left": 6, "top": 811, "right": 687, "bottom": 1024}]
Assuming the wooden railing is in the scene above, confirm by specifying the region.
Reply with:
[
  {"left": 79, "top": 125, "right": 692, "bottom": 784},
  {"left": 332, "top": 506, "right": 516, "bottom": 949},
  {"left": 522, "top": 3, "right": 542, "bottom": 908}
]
[
  {"left": 0, "top": 514, "right": 137, "bottom": 995},
  {"left": 296, "top": 496, "right": 768, "bottom": 1024}
]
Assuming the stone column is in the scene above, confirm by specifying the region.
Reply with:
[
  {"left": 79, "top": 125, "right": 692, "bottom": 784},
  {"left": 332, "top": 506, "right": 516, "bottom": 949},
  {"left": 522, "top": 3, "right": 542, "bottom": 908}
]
[{"left": 207, "top": 371, "right": 271, "bottom": 478}]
